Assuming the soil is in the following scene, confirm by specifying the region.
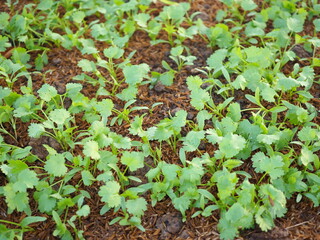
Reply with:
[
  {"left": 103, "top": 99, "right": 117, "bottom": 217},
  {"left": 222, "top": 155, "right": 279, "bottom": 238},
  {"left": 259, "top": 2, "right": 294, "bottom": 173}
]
[{"left": 0, "top": 0, "right": 319, "bottom": 240}]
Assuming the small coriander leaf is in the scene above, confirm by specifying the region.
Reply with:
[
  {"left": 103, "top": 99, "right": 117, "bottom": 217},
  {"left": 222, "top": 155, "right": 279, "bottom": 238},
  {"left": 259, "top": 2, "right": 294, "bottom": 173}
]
[
  {"left": 83, "top": 140, "right": 100, "bottom": 160},
  {"left": 126, "top": 198, "right": 147, "bottom": 217},
  {"left": 38, "top": 84, "right": 58, "bottom": 102},
  {"left": 28, "top": 123, "right": 45, "bottom": 138},
  {"left": 121, "top": 151, "right": 144, "bottom": 172},
  {"left": 44, "top": 154, "right": 67, "bottom": 177},
  {"left": 49, "top": 109, "right": 70, "bottom": 125}
]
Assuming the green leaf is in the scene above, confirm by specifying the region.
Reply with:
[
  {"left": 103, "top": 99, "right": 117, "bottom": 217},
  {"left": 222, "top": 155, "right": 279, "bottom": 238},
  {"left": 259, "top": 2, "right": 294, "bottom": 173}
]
[
  {"left": 160, "top": 3, "right": 190, "bottom": 22},
  {"left": 172, "top": 195, "right": 191, "bottom": 218},
  {"left": 35, "top": 53, "right": 48, "bottom": 71},
  {"left": 148, "top": 125, "right": 173, "bottom": 141},
  {"left": 28, "top": 123, "right": 45, "bottom": 138},
  {"left": 117, "top": 85, "right": 138, "bottom": 101},
  {"left": 44, "top": 154, "right": 68, "bottom": 177},
  {"left": 227, "top": 102, "right": 241, "bottom": 122},
  {"left": 298, "top": 126, "right": 318, "bottom": 142},
  {"left": 49, "top": 109, "right": 70, "bottom": 125},
  {"left": 3, "top": 184, "right": 30, "bottom": 214},
  {"left": 37, "top": 0, "right": 54, "bottom": 10},
  {"left": 78, "top": 59, "right": 96, "bottom": 72},
  {"left": 241, "top": 0, "right": 257, "bottom": 11},
  {"left": 190, "top": 89, "right": 210, "bottom": 110},
  {"left": 159, "top": 70, "right": 175, "bottom": 86},
  {"left": 261, "top": 85, "right": 277, "bottom": 102},
  {"left": 313, "top": 19, "right": 320, "bottom": 32},
  {"left": 196, "top": 110, "right": 212, "bottom": 130},
  {"left": 207, "top": 24, "right": 233, "bottom": 48},
  {"left": 121, "top": 151, "right": 144, "bottom": 172},
  {"left": 259, "top": 184, "right": 287, "bottom": 218},
  {"left": 237, "top": 179, "right": 256, "bottom": 206},
  {"left": 11, "top": 146, "right": 32, "bottom": 159},
  {"left": 287, "top": 17, "right": 303, "bottom": 33},
  {"left": 255, "top": 206, "right": 274, "bottom": 231},
  {"left": 257, "top": 134, "right": 280, "bottom": 145},
  {"left": 1, "top": 160, "right": 27, "bottom": 176},
  {"left": 66, "top": 83, "right": 83, "bottom": 96},
  {"left": 0, "top": 35, "right": 11, "bottom": 52},
  {"left": 171, "top": 110, "right": 187, "bottom": 133},
  {"left": 12, "top": 47, "right": 30, "bottom": 65},
  {"left": 170, "top": 45, "right": 184, "bottom": 57},
  {"left": 226, "top": 202, "right": 252, "bottom": 228},
  {"left": 72, "top": 11, "right": 85, "bottom": 24},
  {"left": 12, "top": 169, "right": 38, "bottom": 192},
  {"left": 98, "top": 181, "right": 121, "bottom": 208},
  {"left": 0, "top": 13, "right": 10, "bottom": 30},
  {"left": 79, "top": 39, "right": 98, "bottom": 55},
  {"left": 206, "top": 49, "right": 227, "bottom": 69},
  {"left": 126, "top": 198, "right": 147, "bottom": 217},
  {"left": 218, "top": 216, "right": 238, "bottom": 240},
  {"left": 134, "top": 13, "right": 150, "bottom": 28},
  {"left": 83, "top": 140, "right": 100, "bottom": 160},
  {"left": 183, "top": 130, "right": 205, "bottom": 152},
  {"left": 244, "top": 46, "right": 273, "bottom": 68},
  {"left": 38, "top": 84, "right": 58, "bottom": 102},
  {"left": 81, "top": 170, "right": 95, "bottom": 186},
  {"left": 300, "top": 147, "right": 317, "bottom": 166},
  {"left": 276, "top": 76, "right": 300, "bottom": 91},
  {"left": 20, "top": 216, "right": 47, "bottom": 228},
  {"left": 252, "top": 152, "right": 284, "bottom": 180},
  {"left": 219, "top": 133, "right": 246, "bottom": 158},
  {"left": 76, "top": 205, "right": 90, "bottom": 217},
  {"left": 94, "top": 99, "right": 114, "bottom": 119},
  {"left": 34, "top": 184, "right": 56, "bottom": 213},
  {"left": 206, "top": 128, "right": 222, "bottom": 145},
  {"left": 212, "top": 168, "right": 238, "bottom": 200},
  {"left": 201, "top": 204, "right": 219, "bottom": 217},
  {"left": 162, "top": 163, "right": 180, "bottom": 182},
  {"left": 123, "top": 64, "right": 150, "bottom": 85},
  {"left": 103, "top": 46, "right": 124, "bottom": 59},
  {"left": 186, "top": 75, "right": 203, "bottom": 89}
]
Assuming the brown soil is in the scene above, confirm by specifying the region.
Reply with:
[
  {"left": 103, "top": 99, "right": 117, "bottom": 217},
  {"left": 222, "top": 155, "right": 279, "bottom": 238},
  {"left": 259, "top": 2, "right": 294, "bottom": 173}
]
[{"left": 0, "top": 0, "right": 319, "bottom": 240}]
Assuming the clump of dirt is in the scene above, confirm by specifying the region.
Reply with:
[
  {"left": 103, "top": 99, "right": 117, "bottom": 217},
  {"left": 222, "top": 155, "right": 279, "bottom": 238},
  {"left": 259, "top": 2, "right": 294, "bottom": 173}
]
[
  {"left": 245, "top": 227, "right": 290, "bottom": 240},
  {"left": 156, "top": 212, "right": 184, "bottom": 239},
  {"left": 29, "top": 136, "right": 63, "bottom": 159}
]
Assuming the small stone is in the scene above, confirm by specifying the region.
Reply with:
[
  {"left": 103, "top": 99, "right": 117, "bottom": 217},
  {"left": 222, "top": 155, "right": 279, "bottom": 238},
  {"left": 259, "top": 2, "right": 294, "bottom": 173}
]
[
  {"left": 63, "top": 97, "right": 72, "bottom": 109},
  {"left": 154, "top": 82, "right": 166, "bottom": 93},
  {"left": 156, "top": 212, "right": 183, "bottom": 235},
  {"left": 198, "top": 141, "right": 206, "bottom": 150},
  {"left": 178, "top": 229, "right": 191, "bottom": 239},
  {"left": 200, "top": 82, "right": 211, "bottom": 90},
  {"left": 292, "top": 44, "right": 312, "bottom": 58},
  {"left": 171, "top": 107, "right": 183, "bottom": 116},
  {"left": 29, "top": 136, "right": 63, "bottom": 159},
  {"left": 53, "top": 81, "right": 66, "bottom": 94},
  {"left": 193, "top": 12, "right": 210, "bottom": 22},
  {"left": 187, "top": 112, "right": 194, "bottom": 120},
  {"left": 52, "top": 58, "right": 62, "bottom": 66}
]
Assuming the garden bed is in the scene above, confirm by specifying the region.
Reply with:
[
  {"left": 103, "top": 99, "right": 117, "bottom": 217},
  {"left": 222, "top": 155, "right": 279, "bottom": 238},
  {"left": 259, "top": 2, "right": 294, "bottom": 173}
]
[{"left": 0, "top": 0, "right": 319, "bottom": 239}]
